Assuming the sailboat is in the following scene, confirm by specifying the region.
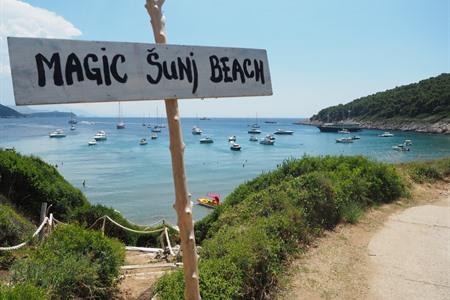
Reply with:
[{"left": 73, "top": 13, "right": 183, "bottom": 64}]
[
  {"left": 249, "top": 113, "right": 260, "bottom": 128},
  {"left": 116, "top": 102, "right": 125, "bottom": 129},
  {"left": 68, "top": 112, "right": 77, "bottom": 124},
  {"left": 151, "top": 107, "right": 162, "bottom": 132}
]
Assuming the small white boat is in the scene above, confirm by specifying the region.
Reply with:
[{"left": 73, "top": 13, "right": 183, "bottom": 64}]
[
  {"left": 230, "top": 142, "right": 241, "bottom": 151},
  {"left": 379, "top": 132, "right": 394, "bottom": 137},
  {"left": 228, "top": 135, "right": 237, "bottom": 142},
  {"left": 274, "top": 129, "right": 294, "bottom": 135},
  {"left": 88, "top": 139, "right": 97, "bottom": 146},
  {"left": 200, "top": 137, "right": 214, "bottom": 144},
  {"left": 249, "top": 136, "right": 258, "bottom": 142},
  {"left": 49, "top": 129, "right": 66, "bottom": 138},
  {"left": 336, "top": 137, "right": 354, "bottom": 143},
  {"left": 248, "top": 128, "right": 262, "bottom": 134},
  {"left": 151, "top": 126, "right": 161, "bottom": 133},
  {"left": 404, "top": 139, "right": 412, "bottom": 146},
  {"left": 351, "top": 135, "right": 360, "bottom": 140},
  {"left": 392, "top": 143, "right": 410, "bottom": 151},
  {"left": 266, "top": 134, "right": 276, "bottom": 141},
  {"left": 260, "top": 137, "right": 275, "bottom": 145},
  {"left": 192, "top": 126, "right": 202, "bottom": 135},
  {"left": 151, "top": 133, "right": 158, "bottom": 140},
  {"left": 139, "top": 138, "right": 148, "bottom": 145},
  {"left": 93, "top": 130, "right": 107, "bottom": 141},
  {"left": 338, "top": 129, "right": 350, "bottom": 134},
  {"left": 70, "top": 125, "right": 76, "bottom": 131}
]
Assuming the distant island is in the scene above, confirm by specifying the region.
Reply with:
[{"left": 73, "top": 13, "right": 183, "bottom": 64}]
[
  {"left": 310, "top": 73, "right": 450, "bottom": 134},
  {"left": 0, "top": 104, "right": 76, "bottom": 119}
]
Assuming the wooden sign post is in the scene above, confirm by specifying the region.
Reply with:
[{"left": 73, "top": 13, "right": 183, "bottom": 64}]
[
  {"left": 145, "top": 1, "right": 201, "bottom": 298},
  {"left": 7, "top": 1, "right": 272, "bottom": 299}
]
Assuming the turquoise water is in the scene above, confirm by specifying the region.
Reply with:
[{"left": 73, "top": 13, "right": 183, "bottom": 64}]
[{"left": 1, "top": 117, "right": 449, "bottom": 224}]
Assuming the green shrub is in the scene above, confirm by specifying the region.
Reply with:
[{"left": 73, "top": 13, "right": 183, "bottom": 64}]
[
  {"left": 0, "top": 204, "right": 34, "bottom": 268},
  {"left": 11, "top": 224, "right": 124, "bottom": 299},
  {"left": 400, "top": 157, "right": 450, "bottom": 183},
  {"left": 0, "top": 283, "right": 46, "bottom": 300},
  {"left": 0, "top": 150, "right": 89, "bottom": 222},
  {"left": 161, "top": 156, "right": 407, "bottom": 299}
]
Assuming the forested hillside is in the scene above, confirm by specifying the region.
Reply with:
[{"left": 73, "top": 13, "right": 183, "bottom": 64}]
[
  {"left": 311, "top": 73, "right": 450, "bottom": 123},
  {"left": 0, "top": 104, "right": 22, "bottom": 118}
]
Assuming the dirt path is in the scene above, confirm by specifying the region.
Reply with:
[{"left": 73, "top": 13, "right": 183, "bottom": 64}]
[
  {"left": 115, "top": 251, "right": 177, "bottom": 300},
  {"left": 278, "top": 181, "right": 450, "bottom": 300}
]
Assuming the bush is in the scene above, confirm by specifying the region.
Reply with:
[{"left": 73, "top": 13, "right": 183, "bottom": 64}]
[
  {"left": 0, "top": 283, "right": 46, "bottom": 300},
  {"left": 160, "top": 156, "right": 407, "bottom": 299},
  {"left": 0, "top": 204, "right": 34, "bottom": 268},
  {"left": 403, "top": 158, "right": 450, "bottom": 183},
  {"left": 11, "top": 224, "right": 124, "bottom": 299},
  {"left": 0, "top": 150, "right": 166, "bottom": 247},
  {"left": 0, "top": 150, "right": 89, "bottom": 222}
]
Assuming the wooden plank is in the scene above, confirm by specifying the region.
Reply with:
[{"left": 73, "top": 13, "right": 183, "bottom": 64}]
[
  {"left": 121, "top": 263, "right": 178, "bottom": 270},
  {"left": 8, "top": 37, "right": 272, "bottom": 106}
]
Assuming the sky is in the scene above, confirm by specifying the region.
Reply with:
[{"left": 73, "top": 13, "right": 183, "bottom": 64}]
[{"left": 0, "top": 0, "right": 449, "bottom": 117}]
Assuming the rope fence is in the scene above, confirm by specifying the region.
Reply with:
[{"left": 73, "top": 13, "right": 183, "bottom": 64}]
[
  {"left": 1, "top": 212, "right": 179, "bottom": 254},
  {"left": 0, "top": 216, "right": 49, "bottom": 251}
]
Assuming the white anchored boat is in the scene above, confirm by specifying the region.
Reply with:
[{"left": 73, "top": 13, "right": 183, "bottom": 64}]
[
  {"left": 93, "top": 130, "right": 107, "bottom": 141},
  {"left": 379, "top": 132, "right": 394, "bottom": 137},
  {"left": 49, "top": 129, "right": 66, "bottom": 138}
]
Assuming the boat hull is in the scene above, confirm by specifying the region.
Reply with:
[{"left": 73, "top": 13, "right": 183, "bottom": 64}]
[{"left": 318, "top": 125, "right": 361, "bottom": 132}]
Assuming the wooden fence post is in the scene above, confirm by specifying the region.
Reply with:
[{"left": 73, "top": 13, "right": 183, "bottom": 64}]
[{"left": 39, "top": 202, "right": 47, "bottom": 240}]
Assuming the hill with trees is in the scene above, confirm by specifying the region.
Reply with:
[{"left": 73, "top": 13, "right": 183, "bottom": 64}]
[
  {"left": 0, "top": 104, "right": 23, "bottom": 118},
  {"left": 310, "top": 73, "right": 450, "bottom": 133}
]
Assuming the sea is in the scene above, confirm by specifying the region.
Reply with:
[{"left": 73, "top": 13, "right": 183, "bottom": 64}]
[{"left": 1, "top": 117, "right": 450, "bottom": 225}]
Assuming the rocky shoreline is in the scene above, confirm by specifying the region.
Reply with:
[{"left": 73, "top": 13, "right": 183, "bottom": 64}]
[
  {"left": 295, "top": 119, "right": 450, "bottom": 134},
  {"left": 357, "top": 120, "right": 449, "bottom": 134}
]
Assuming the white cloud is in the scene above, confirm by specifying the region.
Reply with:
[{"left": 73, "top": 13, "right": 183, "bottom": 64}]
[{"left": 0, "top": 0, "right": 81, "bottom": 105}]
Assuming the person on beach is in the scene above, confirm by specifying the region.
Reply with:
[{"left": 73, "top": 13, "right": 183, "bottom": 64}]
[{"left": 82, "top": 180, "right": 86, "bottom": 188}]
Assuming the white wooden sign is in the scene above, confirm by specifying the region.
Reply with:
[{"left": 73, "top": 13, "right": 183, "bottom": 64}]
[{"left": 7, "top": 37, "right": 272, "bottom": 105}]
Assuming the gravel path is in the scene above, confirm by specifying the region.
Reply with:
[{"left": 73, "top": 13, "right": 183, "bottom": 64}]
[{"left": 368, "top": 195, "right": 450, "bottom": 300}]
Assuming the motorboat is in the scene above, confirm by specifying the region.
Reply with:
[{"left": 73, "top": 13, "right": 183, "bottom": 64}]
[
  {"left": 228, "top": 135, "right": 236, "bottom": 142},
  {"left": 151, "top": 133, "right": 158, "bottom": 140},
  {"left": 248, "top": 128, "right": 262, "bottom": 134},
  {"left": 338, "top": 129, "right": 350, "bottom": 134},
  {"left": 274, "top": 129, "right": 294, "bottom": 135},
  {"left": 379, "top": 132, "right": 394, "bottom": 137},
  {"left": 404, "top": 139, "right": 412, "bottom": 146},
  {"left": 351, "top": 135, "right": 360, "bottom": 140},
  {"left": 200, "top": 137, "right": 214, "bottom": 144},
  {"left": 192, "top": 126, "right": 202, "bottom": 135},
  {"left": 139, "top": 138, "right": 148, "bottom": 145},
  {"left": 260, "top": 137, "right": 275, "bottom": 145},
  {"left": 88, "top": 139, "right": 97, "bottom": 146},
  {"left": 93, "top": 130, "right": 107, "bottom": 141},
  {"left": 70, "top": 125, "right": 76, "bottom": 131},
  {"left": 249, "top": 136, "right": 258, "bottom": 142},
  {"left": 49, "top": 129, "right": 66, "bottom": 138},
  {"left": 266, "top": 134, "right": 276, "bottom": 141},
  {"left": 230, "top": 142, "right": 241, "bottom": 151},
  {"left": 151, "top": 126, "right": 161, "bottom": 133},
  {"left": 197, "top": 193, "right": 221, "bottom": 208},
  {"left": 336, "top": 137, "right": 353, "bottom": 143},
  {"left": 392, "top": 143, "right": 410, "bottom": 151}
]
